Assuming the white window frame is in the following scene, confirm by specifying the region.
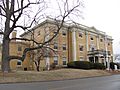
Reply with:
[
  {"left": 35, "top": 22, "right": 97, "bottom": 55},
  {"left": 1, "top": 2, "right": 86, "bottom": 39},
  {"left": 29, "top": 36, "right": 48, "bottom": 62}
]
[{"left": 62, "top": 57, "right": 67, "bottom": 65}]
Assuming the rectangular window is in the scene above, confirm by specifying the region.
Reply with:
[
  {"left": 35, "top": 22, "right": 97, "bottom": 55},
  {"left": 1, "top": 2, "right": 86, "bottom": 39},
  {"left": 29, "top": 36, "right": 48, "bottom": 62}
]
[
  {"left": 108, "top": 43, "right": 110, "bottom": 46},
  {"left": 62, "top": 57, "right": 67, "bottom": 65},
  {"left": 108, "top": 51, "right": 111, "bottom": 55},
  {"left": 18, "top": 46, "right": 22, "bottom": 51},
  {"left": 100, "top": 38, "right": 103, "bottom": 42},
  {"left": 54, "top": 43, "right": 58, "bottom": 49},
  {"left": 91, "top": 47, "right": 95, "bottom": 51},
  {"left": 79, "top": 45, "right": 84, "bottom": 51},
  {"left": 62, "top": 44, "right": 66, "bottom": 50},
  {"left": 54, "top": 56, "right": 58, "bottom": 65},
  {"left": 62, "top": 31, "right": 66, "bottom": 36},
  {"left": 54, "top": 31, "right": 57, "bottom": 35},
  {"left": 17, "top": 60, "right": 22, "bottom": 65}
]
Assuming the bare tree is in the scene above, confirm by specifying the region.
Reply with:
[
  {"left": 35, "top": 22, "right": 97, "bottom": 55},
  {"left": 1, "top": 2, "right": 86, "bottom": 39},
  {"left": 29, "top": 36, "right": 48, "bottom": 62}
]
[
  {"left": 0, "top": 0, "right": 83, "bottom": 72},
  {"left": 32, "top": 46, "right": 56, "bottom": 71}
]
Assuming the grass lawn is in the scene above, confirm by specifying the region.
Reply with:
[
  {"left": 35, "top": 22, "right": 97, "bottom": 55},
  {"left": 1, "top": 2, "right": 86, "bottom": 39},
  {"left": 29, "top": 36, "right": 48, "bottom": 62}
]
[{"left": 0, "top": 69, "right": 111, "bottom": 83}]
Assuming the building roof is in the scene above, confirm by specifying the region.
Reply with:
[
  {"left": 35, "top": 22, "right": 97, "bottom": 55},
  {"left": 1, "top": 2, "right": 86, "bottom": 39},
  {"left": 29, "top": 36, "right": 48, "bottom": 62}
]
[{"left": 20, "top": 18, "right": 113, "bottom": 40}]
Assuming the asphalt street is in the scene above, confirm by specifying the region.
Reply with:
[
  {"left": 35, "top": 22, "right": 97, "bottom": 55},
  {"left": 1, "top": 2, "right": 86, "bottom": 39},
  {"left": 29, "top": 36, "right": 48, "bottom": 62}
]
[{"left": 0, "top": 75, "right": 120, "bottom": 90}]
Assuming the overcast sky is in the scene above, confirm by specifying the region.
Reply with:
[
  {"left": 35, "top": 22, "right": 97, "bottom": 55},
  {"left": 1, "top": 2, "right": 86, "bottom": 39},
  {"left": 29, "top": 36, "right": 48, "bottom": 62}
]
[
  {"left": 17, "top": 0, "right": 120, "bottom": 54},
  {"left": 80, "top": 0, "right": 120, "bottom": 54}
]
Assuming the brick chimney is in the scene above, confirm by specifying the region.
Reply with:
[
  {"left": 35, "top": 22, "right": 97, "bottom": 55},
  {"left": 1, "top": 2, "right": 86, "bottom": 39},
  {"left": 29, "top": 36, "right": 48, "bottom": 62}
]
[{"left": 12, "top": 30, "right": 17, "bottom": 41}]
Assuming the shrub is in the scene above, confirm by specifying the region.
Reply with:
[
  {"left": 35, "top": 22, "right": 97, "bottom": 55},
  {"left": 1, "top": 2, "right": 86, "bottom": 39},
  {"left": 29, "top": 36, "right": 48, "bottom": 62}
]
[
  {"left": 110, "top": 62, "right": 119, "bottom": 70},
  {"left": 67, "top": 61, "right": 94, "bottom": 70},
  {"left": 67, "top": 61, "right": 106, "bottom": 70},
  {"left": 50, "top": 63, "right": 56, "bottom": 69},
  {"left": 93, "top": 63, "right": 106, "bottom": 70},
  {"left": 67, "top": 61, "right": 76, "bottom": 68}
]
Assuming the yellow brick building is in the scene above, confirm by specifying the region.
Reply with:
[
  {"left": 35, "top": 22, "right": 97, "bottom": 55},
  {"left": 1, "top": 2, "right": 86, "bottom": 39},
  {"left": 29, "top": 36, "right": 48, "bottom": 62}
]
[{"left": 9, "top": 19, "right": 113, "bottom": 70}]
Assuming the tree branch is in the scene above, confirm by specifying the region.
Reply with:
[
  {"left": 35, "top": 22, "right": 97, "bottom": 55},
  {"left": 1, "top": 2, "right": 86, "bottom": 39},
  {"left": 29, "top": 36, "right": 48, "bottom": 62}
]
[{"left": 10, "top": 37, "right": 40, "bottom": 44}]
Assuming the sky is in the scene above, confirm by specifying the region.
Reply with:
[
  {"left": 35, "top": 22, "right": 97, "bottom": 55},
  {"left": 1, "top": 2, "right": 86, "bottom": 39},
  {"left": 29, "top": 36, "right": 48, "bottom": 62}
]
[
  {"left": 80, "top": 0, "right": 120, "bottom": 54},
  {"left": 16, "top": 0, "right": 120, "bottom": 54}
]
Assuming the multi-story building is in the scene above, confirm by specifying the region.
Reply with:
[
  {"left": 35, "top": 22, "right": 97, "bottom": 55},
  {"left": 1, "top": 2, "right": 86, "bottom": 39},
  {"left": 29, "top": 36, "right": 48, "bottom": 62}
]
[{"left": 9, "top": 19, "right": 113, "bottom": 70}]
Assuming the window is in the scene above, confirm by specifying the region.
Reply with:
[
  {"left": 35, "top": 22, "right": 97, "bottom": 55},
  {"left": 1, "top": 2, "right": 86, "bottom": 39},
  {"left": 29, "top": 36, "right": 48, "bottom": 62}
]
[
  {"left": 90, "top": 36, "right": 94, "bottom": 40},
  {"left": 100, "top": 39, "right": 103, "bottom": 42},
  {"left": 18, "top": 46, "right": 22, "bottom": 51},
  {"left": 108, "top": 43, "right": 110, "bottom": 46},
  {"left": 62, "top": 44, "right": 66, "bottom": 50},
  {"left": 62, "top": 31, "right": 66, "bottom": 36},
  {"left": 53, "top": 31, "right": 57, "bottom": 35},
  {"left": 62, "top": 57, "right": 67, "bottom": 65},
  {"left": 108, "top": 51, "right": 111, "bottom": 55},
  {"left": 91, "top": 47, "right": 95, "bottom": 51},
  {"left": 54, "top": 56, "right": 58, "bottom": 65},
  {"left": 79, "top": 32, "right": 83, "bottom": 37},
  {"left": 79, "top": 45, "right": 84, "bottom": 51},
  {"left": 54, "top": 43, "right": 58, "bottom": 49},
  {"left": 17, "top": 60, "right": 22, "bottom": 65}
]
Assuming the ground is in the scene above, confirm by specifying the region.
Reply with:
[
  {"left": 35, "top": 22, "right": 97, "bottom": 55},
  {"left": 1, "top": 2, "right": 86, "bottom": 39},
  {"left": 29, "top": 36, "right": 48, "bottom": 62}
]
[{"left": 0, "top": 68, "right": 112, "bottom": 83}]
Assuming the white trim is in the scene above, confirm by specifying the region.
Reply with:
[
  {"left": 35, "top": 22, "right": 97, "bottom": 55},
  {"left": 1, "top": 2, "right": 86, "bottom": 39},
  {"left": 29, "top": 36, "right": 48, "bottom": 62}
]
[
  {"left": 72, "top": 30, "right": 77, "bottom": 61},
  {"left": 97, "top": 36, "right": 99, "bottom": 49}
]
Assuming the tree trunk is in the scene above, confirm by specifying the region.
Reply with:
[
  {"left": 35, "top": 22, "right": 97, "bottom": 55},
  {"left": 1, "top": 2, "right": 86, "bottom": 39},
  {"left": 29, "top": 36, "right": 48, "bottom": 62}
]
[
  {"left": 36, "top": 66, "right": 40, "bottom": 71},
  {"left": 1, "top": 37, "right": 10, "bottom": 72}
]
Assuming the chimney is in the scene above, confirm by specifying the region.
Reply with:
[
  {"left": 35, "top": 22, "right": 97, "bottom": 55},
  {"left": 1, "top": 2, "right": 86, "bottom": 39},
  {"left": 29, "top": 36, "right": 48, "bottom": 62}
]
[
  {"left": 12, "top": 30, "right": 17, "bottom": 41},
  {"left": 12, "top": 30, "right": 17, "bottom": 38}
]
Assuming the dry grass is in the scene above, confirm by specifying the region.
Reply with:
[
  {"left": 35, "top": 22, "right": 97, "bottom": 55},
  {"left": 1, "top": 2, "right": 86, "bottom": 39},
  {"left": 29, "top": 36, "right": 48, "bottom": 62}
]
[{"left": 0, "top": 69, "right": 111, "bottom": 83}]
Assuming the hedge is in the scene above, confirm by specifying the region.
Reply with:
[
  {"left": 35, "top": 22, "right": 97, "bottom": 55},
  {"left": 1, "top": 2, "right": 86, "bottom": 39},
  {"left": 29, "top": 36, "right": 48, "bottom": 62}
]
[
  {"left": 67, "top": 61, "right": 106, "bottom": 70},
  {"left": 93, "top": 63, "right": 106, "bottom": 70},
  {"left": 110, "top": 62, "right": 119, "bottom": 70}
]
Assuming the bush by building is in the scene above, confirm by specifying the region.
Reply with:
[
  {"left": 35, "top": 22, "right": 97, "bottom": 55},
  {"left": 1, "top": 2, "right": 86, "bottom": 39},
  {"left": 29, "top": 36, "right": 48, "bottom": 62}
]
[
  {"left": 93, "top": 63, "right": 106, "bottom": 70},
  {"left": 67, "top": 61, "right": 106, "bottom": 70},
  {"left": 110, "top": 62, "right": 119, "bottom": 70}
]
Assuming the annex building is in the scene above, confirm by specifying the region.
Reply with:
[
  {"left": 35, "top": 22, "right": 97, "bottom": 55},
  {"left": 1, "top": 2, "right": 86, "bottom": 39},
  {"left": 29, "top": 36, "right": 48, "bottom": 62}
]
[{"left": 9, "top": 19, "right": 113, "bottom": 70}]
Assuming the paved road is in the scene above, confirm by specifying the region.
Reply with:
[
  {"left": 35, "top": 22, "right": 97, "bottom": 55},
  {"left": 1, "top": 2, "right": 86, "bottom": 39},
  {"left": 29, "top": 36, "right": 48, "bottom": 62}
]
[{"left": 0, "top": 75, "right": 120, "bottom": 90}]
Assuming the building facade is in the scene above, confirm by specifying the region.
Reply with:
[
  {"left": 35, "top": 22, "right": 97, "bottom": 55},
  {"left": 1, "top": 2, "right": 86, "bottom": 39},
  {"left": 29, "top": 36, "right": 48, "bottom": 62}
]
[{"left": 9, "top": 19, "right": 113, "bottom": 70}]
